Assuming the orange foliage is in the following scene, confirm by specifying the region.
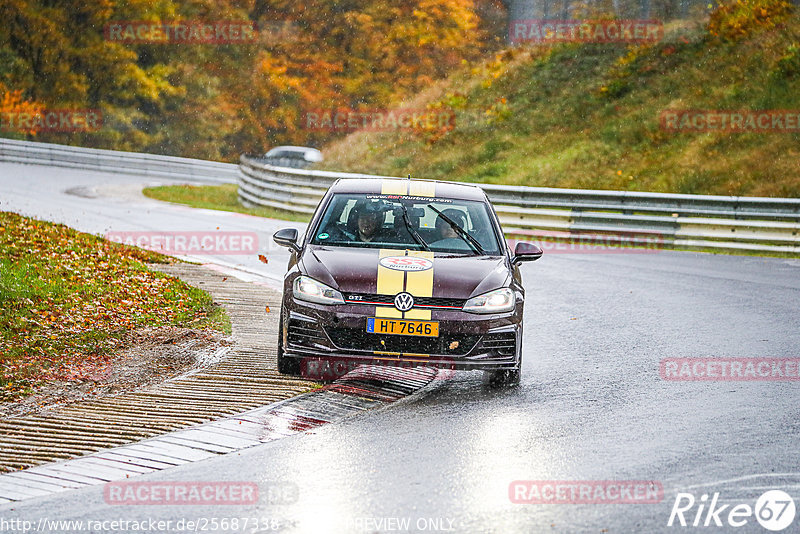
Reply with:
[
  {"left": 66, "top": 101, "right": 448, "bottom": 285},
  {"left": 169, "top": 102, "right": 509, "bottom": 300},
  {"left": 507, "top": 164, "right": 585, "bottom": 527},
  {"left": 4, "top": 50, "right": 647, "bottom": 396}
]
[
  {"left": 707, "top": 0, "right": 794, "bottom": 41},
  {"left": 0, "top": 85, "right": 44, "bottom": 136}
]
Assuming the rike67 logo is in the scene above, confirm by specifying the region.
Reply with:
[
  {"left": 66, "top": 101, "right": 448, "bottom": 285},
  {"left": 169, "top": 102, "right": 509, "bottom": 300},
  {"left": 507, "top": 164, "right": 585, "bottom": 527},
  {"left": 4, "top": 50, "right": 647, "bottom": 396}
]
[{"left": 668, "top": 490, "right": 796, "bottom": 531}]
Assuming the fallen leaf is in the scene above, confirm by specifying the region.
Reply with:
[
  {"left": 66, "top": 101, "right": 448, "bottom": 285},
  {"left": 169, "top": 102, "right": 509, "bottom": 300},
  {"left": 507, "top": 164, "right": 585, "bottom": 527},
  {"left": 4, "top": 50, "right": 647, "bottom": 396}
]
[
  {"left": 258, "top": 254, "right": 268, "bottom": 264},
  {"left": 265, "top": 306, "right": 271, "bottom": 313}
]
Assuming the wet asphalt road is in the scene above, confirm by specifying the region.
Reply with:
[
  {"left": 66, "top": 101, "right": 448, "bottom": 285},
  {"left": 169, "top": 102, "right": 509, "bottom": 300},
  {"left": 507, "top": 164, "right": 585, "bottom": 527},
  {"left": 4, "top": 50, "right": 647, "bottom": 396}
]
[{"left": 2, "top": 162, "right": 800, "bottom": 533}]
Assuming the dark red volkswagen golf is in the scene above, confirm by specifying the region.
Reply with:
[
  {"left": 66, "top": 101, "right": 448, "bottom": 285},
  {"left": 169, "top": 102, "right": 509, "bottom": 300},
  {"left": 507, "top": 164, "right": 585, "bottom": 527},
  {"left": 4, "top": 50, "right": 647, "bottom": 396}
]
[{"left": 272, "top": 177, "right": 542, "bottom": 386}]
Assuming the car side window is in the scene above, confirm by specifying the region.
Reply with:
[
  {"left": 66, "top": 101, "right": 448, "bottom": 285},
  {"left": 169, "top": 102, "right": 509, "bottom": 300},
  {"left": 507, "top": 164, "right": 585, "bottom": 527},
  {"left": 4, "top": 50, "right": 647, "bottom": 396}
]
[{"left": 339, "top": 199, "right": 355, "bottom": 224}]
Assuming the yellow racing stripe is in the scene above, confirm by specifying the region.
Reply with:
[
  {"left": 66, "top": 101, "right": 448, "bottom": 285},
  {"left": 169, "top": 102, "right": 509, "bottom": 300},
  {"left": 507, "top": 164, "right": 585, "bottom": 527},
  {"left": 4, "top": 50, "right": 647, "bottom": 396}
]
[
  {"left": 381, "top": 179, "right": 408, "bottom": 195},
  {"left": 404, "top": 250, "right": 434, "bottom": 320},
  {"left": 372, "top": 236, "right": 436, "bottom": 357},
  {"left": 408, "top": 180, "right": 436, "bottom": 197},
  {"left": 376, "top": 249, "right": 403, "bottom": 318}
]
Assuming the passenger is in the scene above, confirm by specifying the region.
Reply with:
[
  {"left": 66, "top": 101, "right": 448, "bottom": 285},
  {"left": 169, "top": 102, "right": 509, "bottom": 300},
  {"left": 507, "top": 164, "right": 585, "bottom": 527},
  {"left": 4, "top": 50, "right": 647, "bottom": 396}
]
[{"left": 432, "top": 209, "right": 470, "bottom": 249}]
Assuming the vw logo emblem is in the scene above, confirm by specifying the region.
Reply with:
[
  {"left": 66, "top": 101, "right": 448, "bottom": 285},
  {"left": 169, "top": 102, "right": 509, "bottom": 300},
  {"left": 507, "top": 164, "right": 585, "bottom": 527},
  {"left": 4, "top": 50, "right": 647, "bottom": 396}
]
[{"left": 394, "top": 292, "right": 414, "bottom": 312}]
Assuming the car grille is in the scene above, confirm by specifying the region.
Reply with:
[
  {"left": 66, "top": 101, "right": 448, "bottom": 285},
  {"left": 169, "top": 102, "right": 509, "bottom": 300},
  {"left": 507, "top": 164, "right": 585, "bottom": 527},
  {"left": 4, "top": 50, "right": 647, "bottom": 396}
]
[
  {"left": 477, "top": 332, "right": 517, "bottom": 357},
  {"left": 343, "top": 293, "right": 466, "bottom": 310},
  {"left": 325, "top": 327, "right": 479, "bottom": 355},
  {"left": 287, "top": 317, "right": 327, "bottom": 348}
]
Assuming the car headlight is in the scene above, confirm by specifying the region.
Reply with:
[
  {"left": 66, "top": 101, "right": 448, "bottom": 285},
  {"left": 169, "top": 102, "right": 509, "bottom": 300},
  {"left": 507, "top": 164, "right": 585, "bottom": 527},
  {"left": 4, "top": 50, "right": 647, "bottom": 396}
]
[
  {"left": 462, "top": 287, "right": 515, "bottom": 314},
  {"left": 293, "top": 276, "right": 344, "bottom": 305}
]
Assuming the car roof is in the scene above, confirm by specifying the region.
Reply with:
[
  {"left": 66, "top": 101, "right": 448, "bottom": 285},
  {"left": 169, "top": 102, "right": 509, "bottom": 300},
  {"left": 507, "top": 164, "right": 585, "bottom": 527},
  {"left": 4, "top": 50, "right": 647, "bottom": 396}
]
[
  {"left": 266, "top": 146, "right": 320, "bottom": 154},
  {"left": 329, "top": 178, "right": 487, "bottom": 201},
  {"left": 265, "top": 146, "right": 323, "bottom": 161}
]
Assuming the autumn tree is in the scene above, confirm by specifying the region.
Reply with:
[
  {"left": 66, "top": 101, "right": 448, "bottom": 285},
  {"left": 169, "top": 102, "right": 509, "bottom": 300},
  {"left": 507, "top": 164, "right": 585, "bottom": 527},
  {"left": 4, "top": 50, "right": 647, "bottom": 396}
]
[{"left": 0, "top": 0, "right": 492, "bottom": 159}]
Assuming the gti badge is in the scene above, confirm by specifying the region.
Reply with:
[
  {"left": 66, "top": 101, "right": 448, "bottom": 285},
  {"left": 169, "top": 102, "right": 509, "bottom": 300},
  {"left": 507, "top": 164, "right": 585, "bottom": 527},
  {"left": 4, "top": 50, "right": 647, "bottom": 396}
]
[{"left": 394, "top": 292, "right": 415, "bottom": 312}]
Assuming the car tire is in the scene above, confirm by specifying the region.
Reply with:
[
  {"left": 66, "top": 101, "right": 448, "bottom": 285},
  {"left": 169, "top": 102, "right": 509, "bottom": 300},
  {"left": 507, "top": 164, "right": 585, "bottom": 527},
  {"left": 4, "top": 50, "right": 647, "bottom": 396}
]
[
  {"left": 277, "top": 311, "right": 302, "bottom": 376},
  {"left": 505, "top": 367, "right": 521, "bottom": 386},
  {"left": 509, "top": 325, "right": 523, "bottom": 386},
  {"left": 277, "top": 352, "right": 301, "bottom": 376},
  {"left": 487, "top": 368, "right": 520, "bottom": 388}
]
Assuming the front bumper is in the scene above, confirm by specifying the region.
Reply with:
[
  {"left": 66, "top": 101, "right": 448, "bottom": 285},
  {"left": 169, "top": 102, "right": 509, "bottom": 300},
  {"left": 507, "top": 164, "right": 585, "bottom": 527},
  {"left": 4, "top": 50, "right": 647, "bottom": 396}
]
[{"left": 281, "top": 298, "right": 522, "bottom": 371}]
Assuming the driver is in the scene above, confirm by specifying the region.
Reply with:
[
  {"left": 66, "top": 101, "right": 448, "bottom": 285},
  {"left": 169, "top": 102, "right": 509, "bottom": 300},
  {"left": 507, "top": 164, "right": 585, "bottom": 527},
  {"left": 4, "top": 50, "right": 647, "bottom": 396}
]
[{"left": 352, "top": 199, "right": 389, "bottom": 243}]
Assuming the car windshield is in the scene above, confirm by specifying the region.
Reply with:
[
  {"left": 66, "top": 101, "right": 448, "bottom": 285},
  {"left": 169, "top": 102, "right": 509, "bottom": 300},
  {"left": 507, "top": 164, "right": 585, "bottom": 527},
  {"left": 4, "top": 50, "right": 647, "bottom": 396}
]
[{"left": 310, "top": 193, "right": 503, "bottom": 255}]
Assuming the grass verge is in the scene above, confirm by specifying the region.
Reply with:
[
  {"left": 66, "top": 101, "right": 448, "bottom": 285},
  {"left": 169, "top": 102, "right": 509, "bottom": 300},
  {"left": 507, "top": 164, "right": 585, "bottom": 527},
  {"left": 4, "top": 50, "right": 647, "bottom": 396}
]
[{"left": 0, "top": 211, "right": 229, "bottom": 401}]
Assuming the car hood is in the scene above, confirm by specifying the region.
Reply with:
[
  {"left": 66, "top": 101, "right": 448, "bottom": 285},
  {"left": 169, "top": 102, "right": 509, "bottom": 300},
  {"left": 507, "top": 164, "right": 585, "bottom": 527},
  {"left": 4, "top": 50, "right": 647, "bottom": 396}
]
[{"left": 300, "top": 246, "right": 510, "bottom": 299}]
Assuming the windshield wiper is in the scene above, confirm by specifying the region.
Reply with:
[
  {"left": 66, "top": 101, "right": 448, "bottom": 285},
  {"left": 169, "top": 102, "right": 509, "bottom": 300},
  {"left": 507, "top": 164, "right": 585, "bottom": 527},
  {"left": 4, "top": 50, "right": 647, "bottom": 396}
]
[
  {"left": 400, "top": 204, "right": 430, "bottom": 251},
  {"left": 428, "top": 205, "right": 484, "bottom": 255}
]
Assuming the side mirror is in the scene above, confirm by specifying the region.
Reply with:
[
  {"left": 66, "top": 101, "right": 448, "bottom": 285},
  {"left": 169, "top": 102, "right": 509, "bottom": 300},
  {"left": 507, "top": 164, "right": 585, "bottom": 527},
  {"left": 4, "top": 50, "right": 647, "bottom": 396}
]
[
  {"left": 273, "top": 228, "right": 301, "bottom": 253},
  {"left": 512, "top": 241, "right": 543, "bottom": 264}
]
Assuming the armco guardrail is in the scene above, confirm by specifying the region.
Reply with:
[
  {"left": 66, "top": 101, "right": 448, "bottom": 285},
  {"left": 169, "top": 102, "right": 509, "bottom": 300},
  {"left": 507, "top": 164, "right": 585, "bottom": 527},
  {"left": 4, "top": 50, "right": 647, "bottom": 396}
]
[
  {"left": 239, "top": 154, "right": 800, "bottom": 255},
  {"left": 0, "top": 138, "right": 237, "bottom": 184}
]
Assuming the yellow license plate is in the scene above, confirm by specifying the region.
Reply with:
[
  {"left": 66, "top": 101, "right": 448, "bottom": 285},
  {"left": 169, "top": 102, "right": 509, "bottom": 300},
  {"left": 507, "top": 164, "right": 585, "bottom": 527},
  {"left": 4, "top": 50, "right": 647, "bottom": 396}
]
[{"left": 366, "top": 318, "right": 439, "bottom": 337}]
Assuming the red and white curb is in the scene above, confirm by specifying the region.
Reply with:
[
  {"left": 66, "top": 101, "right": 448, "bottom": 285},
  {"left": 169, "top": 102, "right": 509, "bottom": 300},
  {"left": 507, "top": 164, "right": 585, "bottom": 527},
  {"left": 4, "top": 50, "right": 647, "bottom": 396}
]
[{"left": 0, "top": 365, "right": 440, "bottom": 503}]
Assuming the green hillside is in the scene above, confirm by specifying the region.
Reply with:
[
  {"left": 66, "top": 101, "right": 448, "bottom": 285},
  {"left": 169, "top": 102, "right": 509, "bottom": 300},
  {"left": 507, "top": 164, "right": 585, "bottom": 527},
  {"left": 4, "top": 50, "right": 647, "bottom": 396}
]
[{"left": 320, "top": 3, "right": 800, "bottom": 197}]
